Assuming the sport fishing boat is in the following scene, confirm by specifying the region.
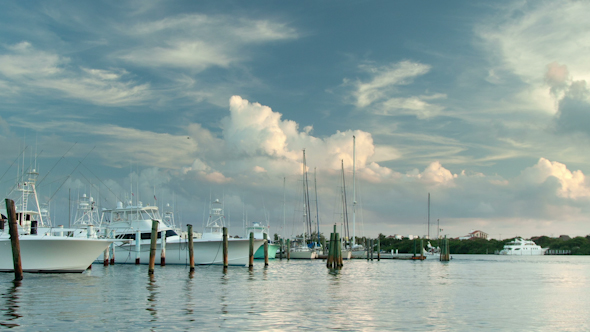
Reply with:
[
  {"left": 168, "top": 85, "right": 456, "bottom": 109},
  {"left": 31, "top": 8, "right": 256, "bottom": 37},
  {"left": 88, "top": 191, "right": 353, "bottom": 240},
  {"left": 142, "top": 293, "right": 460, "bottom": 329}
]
[
  {"left": 96, "top": 198, "right": 264, "bottom": 266},
  {"left": 498, "top": 238, "right": 548, "bottom": 255},
  {"left": 245, "top": 221, "right": 279, "bottom": 259},
  {"left": 0, "top": 169, "right": 112, "bottom": 273}
]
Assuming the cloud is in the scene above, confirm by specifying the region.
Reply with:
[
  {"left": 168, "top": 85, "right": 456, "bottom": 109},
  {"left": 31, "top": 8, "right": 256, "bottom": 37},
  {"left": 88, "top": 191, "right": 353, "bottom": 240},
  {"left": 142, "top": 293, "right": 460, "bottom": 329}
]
[
  {"left": 518, "top": 158, "right": 590, "bottom": 199},
  {"left": 118, "top": 14, "right": 298, "bottom": 70},
  {"left": 345, "top": 60, "right": 444, "bottom": 119},
  {"left": 0, "top": 42, "right": 151, "bottom": 106}
]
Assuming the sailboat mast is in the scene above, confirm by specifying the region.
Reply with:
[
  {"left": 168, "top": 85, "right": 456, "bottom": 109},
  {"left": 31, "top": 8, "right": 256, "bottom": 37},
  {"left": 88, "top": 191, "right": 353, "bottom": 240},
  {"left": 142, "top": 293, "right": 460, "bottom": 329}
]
[
  {"left": 428, "top": 192, "right": 430, "bottom": 239},
  {"left": 314, "top": 168, "right": 320, "bottom": 246},
  {"left": 302, "top": 149, "right": 312, "bottom": 244},
  {"left": 352, "top": 135, "right": 356, "bottom": 246},
  {"left": 283, "top": 177, "right": 286, "bottom": 239},
  {"left": 341, "top": 160, "right": 350, "bottom": 242}
]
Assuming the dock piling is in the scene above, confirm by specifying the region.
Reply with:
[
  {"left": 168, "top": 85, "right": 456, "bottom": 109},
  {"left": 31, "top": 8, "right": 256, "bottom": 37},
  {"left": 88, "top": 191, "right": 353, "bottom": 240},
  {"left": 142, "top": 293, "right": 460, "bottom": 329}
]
[
  {"left": 148, "top": 219, "right": 158, "bottom": 274},
  {"left": 279, "top": 238, "right": 283, "bottom": 260},
  {"left": 377, "top": 238, "right": 381, "bottom": 261},
  {"left": 286, "top": 239, "right": 290, "bottom": 260},
  {"left": 110, "top": 229, "right": 115, "bottom": 265},
  {"left": 263, "top": 233, "right": 269, "bottom": 267},
  {"left": 223, "top": 227, "right": 228, "bottom": 268},
  {"left": 135, "top": 230, "right": 141, "bottom": 264},
  {"left": 5, "top": 199, "right": 23, "bottom": 281},
  {"left": 160, "top": 230, "right": 166, "bottom": 266},
  {"left": 187, "top": 224, "right": 194, "bottom": 272},
  {"left": 249, "top": 232, "right": 254, "bottom": 269}
]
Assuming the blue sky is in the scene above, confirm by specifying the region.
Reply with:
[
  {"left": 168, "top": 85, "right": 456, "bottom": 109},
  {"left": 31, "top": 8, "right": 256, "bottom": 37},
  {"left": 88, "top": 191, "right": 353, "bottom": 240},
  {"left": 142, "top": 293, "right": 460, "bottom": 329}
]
[{"left": 1, "top": 0, "right": 590, "bottom": 239}]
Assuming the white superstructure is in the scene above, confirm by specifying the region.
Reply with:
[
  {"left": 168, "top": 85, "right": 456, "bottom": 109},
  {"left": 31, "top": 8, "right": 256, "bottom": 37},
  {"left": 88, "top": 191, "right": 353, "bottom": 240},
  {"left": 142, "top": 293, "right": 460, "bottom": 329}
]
[
  {"left": 1, "top": 169, "right": 112, "bottom": 273},
  {"left": 499, "top": 238, "right": 548, "bottom": 255},
  {"left": 99, "top": 198, "right": 264, "bottom": 266}
]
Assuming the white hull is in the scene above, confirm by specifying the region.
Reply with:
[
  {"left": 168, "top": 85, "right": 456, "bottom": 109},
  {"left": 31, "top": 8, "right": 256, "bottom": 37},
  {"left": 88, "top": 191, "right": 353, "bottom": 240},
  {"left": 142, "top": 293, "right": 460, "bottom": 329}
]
[
  {"left": 289, "top": 249, "right": 317, "bottom": 259},
  {"left": 0, "top": 235, "right": 112, "bottom": 273},
  {"left": 110, "top": 238, "right": 265, "bottom": 266},
  {"left": 499, "top": 249, "right": 547, "bottom": 256}
]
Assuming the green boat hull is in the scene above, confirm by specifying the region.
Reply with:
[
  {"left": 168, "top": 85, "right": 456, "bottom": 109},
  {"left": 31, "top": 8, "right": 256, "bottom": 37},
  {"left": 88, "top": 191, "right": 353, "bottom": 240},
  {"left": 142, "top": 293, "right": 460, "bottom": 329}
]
[{"left": 254, "top": 243, "right": 280, "bottom": 259}]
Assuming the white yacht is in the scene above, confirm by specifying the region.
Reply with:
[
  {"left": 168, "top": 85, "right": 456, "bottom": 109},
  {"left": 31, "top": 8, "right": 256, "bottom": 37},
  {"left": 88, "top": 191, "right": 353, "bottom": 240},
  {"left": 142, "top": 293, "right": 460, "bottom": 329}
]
[
  {"left": 246, "top": 221, "right": 279, "bottom": 259},
  {"left": 97, "top": 198, "right": 264, "bottom": 266},
  {"left": 499, "top": 238, "right": 548, "bottom": 255},
  {"left": 0, "top": 169, "right": 112, "bottom": 273}
]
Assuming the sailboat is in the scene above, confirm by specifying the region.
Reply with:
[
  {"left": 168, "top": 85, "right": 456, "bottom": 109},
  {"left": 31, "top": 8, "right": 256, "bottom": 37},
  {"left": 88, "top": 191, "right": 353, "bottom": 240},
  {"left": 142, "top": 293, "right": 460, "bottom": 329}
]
[
  {"left": 350, "top": 135, "right": 368, "bottom": 259},
  {"left": 289, "top": 149, "right": 317, "bottom": 259}
]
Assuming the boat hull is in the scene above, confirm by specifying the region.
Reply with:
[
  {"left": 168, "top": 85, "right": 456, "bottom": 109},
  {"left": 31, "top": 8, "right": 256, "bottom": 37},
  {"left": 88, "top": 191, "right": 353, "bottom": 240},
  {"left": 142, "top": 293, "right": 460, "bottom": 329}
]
[
  {"left": 112, "top": 238, "right": 265, "bottom": 266},
  {"left": 289, "top": 249, "right": 317, "bottom": 259},
  {"left": 0, "top": 236, "right": 113, "bottom": 273},
  {"left": 254, "top": 243, "right": 279, "bottom": 259}
]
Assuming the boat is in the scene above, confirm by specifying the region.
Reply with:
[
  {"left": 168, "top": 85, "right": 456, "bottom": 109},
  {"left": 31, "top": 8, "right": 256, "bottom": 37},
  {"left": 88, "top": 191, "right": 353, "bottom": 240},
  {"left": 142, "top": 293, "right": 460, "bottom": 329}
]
[
  {"left": 90, "top": 197, "right": 264, "bottom": 266},
  {"left": 0, "top": 168, "right": 112, "bottom": 273},
  {"left": 499, "top": 238, "right": 548, "bottom": 255},
  {"left": 245, "top": 221, "right": 279, "bottom": 259},
  {"left": 288, "top": 150, "right": 317, "bottom": 259}
]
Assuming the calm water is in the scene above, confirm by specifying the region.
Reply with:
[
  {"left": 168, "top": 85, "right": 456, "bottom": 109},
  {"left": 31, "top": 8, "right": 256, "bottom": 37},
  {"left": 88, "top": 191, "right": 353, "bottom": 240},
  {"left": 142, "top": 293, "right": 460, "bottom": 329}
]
[{"left": 0, "top": 255, "right": 589, "bottom": 331}]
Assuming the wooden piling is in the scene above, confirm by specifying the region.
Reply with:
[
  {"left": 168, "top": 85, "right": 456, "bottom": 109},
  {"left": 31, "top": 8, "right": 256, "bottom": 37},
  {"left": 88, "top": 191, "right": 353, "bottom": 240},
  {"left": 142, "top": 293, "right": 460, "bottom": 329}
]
[
  {"left": 5, "top": 199, "right": 23, "bottom": 281},
  {"left": 187, "top": 224, "right": 194, "bottom": 272},
  {"left": 326, "top": 232, "right": 334, "bottom": 268},
  {"left": 223, "top": 227, "right": 228, "bottom": 268},
  {"left": 110, "top": 229, "right": 115, "bottom": 265},
  {"left": 420, "top": 239, "right": 424, "bottom": 260},
  {"left": 366, "top": 238, "right": 370, "bottom": 260},
  {"left": 336, "top": 232, "right": 343, "bottom": 267},
  {"left": 135, "top": 230, "right": 141, "bottom": 265},
  {"left": 377, "top": 238, "right": 381, "bottom": 261},
  {"left": 279, "top": 238, "right": 283, "bottom": 260},
  {"left": 148, "top": 219, "right": 158, "bottom": 275},
  {"left": 370, "top": 239, "right": 374, "bottom": 261},
  {"left": 286, "top": 239, "right": 290, "bottom": 260},
  {"left": 160, "top": 230, "right": 166, "bottom": 266},
  {"left": 263, "top": 233, "right": 269, "bottom": 267},
  {"left": 249, "top": 232, "right": 254, "bottom": 268},
  {"left": 440, "top": 236, "right": 450, "bottom": 261}
]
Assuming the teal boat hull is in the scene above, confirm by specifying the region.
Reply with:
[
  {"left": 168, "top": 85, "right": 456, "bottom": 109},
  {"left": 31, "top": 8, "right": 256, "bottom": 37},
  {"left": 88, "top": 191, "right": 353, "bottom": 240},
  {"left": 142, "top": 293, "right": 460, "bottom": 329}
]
[{"left": 254, "top": 243, "right": 280, "bottom": 259}]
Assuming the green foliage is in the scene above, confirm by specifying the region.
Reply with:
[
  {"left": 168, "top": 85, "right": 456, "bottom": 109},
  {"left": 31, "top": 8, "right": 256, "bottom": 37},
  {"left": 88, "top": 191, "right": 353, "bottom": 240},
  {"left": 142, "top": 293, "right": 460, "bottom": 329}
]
[{"left": 375, "top": 235, "right": 590, "bottom": 255}]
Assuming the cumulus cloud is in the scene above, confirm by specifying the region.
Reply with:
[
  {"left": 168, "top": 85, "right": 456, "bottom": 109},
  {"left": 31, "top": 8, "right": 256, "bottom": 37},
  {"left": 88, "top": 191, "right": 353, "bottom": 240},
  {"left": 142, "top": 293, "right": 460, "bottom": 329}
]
[
  {"left": 407, "top": 161, "right": 457, "bottom": 186},
  {"left": 0, "top": 42, "right": 151, "bottom": 106},
  {"left": 519, "top": 158, "right": 590, "bottom": 199},
  {"left": 546, "top": 63, "right": 590, "bottom": 135}
]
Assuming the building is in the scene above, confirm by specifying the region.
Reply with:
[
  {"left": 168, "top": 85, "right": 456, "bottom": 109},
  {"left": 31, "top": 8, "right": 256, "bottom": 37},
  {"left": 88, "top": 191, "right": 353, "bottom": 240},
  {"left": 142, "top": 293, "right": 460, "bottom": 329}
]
[{"left": 458, "top": 229, "right": 488, "bottom": 240}]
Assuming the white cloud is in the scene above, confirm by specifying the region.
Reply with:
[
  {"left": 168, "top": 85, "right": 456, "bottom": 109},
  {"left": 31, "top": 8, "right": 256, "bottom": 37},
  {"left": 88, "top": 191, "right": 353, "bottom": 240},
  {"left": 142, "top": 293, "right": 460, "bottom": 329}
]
[
  {"left": 0, "top": 42, "right": 150, "bottom": 106},
  {"left": 519, "top": 158, "right": 590, "bottom": 199},
  {"left": 119, "top": 14, "right": 297, "bottom": 70},
  {"left": 353, "top": 60, "right": 431, "bottom": 108}
]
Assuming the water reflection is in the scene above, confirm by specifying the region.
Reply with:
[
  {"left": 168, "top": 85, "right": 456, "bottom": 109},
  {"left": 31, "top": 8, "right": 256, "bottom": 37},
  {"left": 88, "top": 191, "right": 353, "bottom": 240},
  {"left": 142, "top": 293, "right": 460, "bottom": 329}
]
[
  {"left": 184, "top": 274, "right": 195, "bottom": 322},
  {"left": 0, "top": 280, "right": 21, "bottom": 328},
  {"left": 146, "top": 275, "right": 158, "bottom": 326}
]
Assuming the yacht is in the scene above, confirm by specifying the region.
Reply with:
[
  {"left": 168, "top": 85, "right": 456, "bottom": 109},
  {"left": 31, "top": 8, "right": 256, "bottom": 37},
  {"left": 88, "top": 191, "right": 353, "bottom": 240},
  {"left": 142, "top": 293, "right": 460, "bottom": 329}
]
[
  {"left": 0, "top": 169, "right": 112, "bottom": 273},
  {"left": 499, "top": 238, "right": 548, "bottom": 255},
  {"left": 245, "top": 221, "right": 279, "bottom": 259},
  {"left": 96, "top": 198, "right": 264, "bottom": 266}
]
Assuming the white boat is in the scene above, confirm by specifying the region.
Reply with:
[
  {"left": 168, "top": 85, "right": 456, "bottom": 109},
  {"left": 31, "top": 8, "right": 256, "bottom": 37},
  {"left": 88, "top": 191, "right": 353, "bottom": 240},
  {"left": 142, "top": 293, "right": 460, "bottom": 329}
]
[
  {"left": 289, "top": 243, "right": 317, "bottom": 259},
  {"left": 246, "top": 221, "right": 279, "bottom": 259},
  {"left": 98, "top": 198, "right": 264, "bottom": 266},
  {"left": 499, "top": 238, "right": 548, "bottom": 255},
  {"left": 1, "top": 168, "right": 112, "bottom": 273}
]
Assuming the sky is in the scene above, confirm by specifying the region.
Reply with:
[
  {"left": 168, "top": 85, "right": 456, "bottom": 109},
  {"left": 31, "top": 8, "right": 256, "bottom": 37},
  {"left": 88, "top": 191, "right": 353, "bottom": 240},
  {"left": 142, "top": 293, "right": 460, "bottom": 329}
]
[{"left": 1, "top": 0, "right": 590, "bottom": 240}]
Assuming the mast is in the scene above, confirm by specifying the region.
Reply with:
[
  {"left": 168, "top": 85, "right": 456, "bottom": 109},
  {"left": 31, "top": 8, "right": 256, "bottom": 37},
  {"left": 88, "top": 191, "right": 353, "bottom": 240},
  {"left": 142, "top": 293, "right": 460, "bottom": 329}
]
[
  {"left": 427, "top": 192, "right": 430, "bottom": 239},
  {"left": 352, "top": 135, "right": 356, "bottom": 246},
  {"left": 302, "top": 149, "right": 312, "bottom": 244},
  {"left": 314, "top": 168, "right": 320, "bottom": 246},
  {"left": 282, "top": 177, "right": 287, "bottom": 237},
  {"left": 341, "top": 160, "right": 350, "bottom": 243}
]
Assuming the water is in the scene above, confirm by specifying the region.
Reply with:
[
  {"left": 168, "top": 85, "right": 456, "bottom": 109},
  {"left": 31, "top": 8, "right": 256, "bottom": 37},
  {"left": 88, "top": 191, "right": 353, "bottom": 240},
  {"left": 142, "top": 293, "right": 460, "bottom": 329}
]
[{"left": 1, "top": 255, "right": 589, "bottom": 331}]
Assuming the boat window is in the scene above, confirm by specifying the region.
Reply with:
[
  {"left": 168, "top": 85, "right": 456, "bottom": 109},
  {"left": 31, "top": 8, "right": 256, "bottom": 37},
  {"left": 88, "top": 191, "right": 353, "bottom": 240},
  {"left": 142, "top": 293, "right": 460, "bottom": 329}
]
[{"left": 165, "top": 230, "right": 178, "bottom": 237}]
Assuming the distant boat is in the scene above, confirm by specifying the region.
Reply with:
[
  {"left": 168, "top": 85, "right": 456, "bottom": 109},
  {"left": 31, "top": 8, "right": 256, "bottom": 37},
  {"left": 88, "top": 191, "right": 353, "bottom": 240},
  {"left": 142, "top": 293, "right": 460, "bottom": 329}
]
[{"left": 498, "top": 238, "right": 548, "bottom": 255}]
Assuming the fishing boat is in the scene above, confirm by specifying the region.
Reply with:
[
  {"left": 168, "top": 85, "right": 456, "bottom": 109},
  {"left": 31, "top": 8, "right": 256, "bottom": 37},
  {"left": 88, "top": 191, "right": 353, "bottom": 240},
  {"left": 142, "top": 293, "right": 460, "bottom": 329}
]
[
  {"left": 95, "top": 197, "right": 264, "bottom": 266},
  {"left": 0, "top": 169, "right": 112, "bottom": 273},
  {"left": 246, "top": 221, "right": 279, "bottom": 259},
  {"left": 499, "top": 238, "right": 548, "bottom": 255}
]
